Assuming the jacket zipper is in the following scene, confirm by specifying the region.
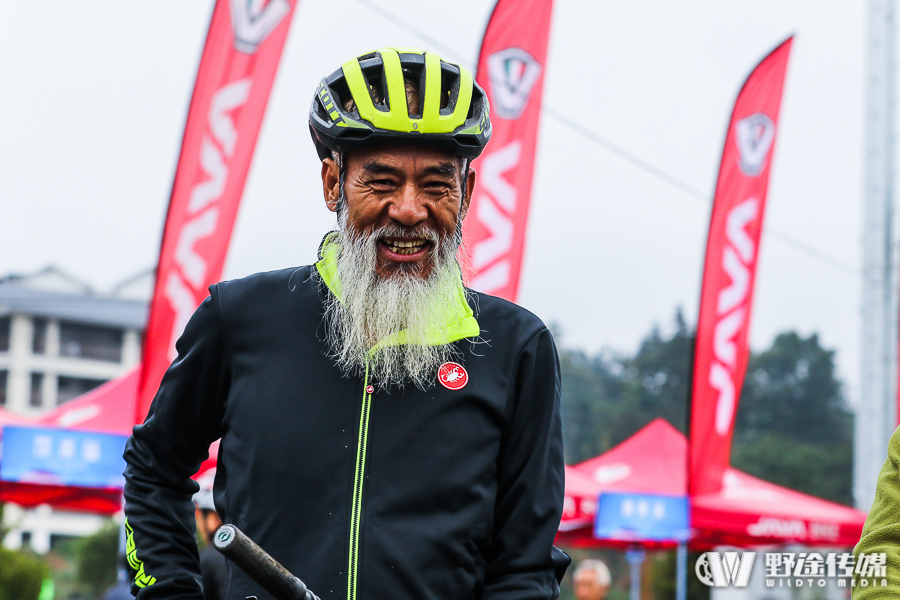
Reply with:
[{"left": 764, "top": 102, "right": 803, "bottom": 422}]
[{"left": 348, "top": 360, "right": 372, "bottom": 600}]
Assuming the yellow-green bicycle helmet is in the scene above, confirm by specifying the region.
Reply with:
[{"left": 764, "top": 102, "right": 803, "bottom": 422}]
[{"left": 309, "top": 48, "right": 492, "bottom": 160}]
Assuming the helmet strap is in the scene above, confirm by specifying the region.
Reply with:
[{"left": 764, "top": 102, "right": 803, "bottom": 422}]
[
  {"left": 332, "top": 151, "right": 347, "bottom": 217},
  {"left": 460, "top": 158, "right": 470, "bottom": 220}
]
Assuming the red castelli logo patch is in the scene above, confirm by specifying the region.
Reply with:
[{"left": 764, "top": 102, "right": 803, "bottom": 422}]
[{"left": 438, "top": 362, "right": 468, "bottom": 390}]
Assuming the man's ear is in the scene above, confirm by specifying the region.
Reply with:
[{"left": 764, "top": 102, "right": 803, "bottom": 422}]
[
  {"left": 459, "top": 167, "right": 476, "bottom": 221},
  {"left": 322, "top": 158, "right": 340, "bottom": 212}
]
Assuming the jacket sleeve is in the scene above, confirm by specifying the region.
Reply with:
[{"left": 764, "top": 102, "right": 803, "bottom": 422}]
[
  {"left": 123, "top": 287, "right": 230, "bottom": 599},
  {"left": 854, "top": 425, "right": 900, "bottom": 598},
  {"left": 483, "top": 327, "right": 565, "bottom": 600}
]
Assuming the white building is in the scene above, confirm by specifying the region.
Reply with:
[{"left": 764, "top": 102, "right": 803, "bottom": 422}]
[{"left": 0, "top": 266, "right": 150, "bottom": 553}]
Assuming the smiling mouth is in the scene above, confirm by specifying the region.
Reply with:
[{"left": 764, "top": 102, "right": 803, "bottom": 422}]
[{"left": 382, "top": 237, "right": 429, "bottom": 255}]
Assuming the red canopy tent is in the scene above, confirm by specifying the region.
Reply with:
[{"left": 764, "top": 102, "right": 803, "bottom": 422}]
[
  {"left": 0, "top": 407, "right": 34, "bottom": 428},
  {"left": 560, "top": 465, "right": 600, "bottom": 532},
  {"left": 0, "top": 370, "right": 141, "bottom": 514},
  {"left": 558, "top": 418, "right": 866, "bottom": 549},
  {"left": 35, "top": 368, "right": 140, "bottom": 435},
  {"left": 0, "top": 368, "right": 219, "bottom": 515}
]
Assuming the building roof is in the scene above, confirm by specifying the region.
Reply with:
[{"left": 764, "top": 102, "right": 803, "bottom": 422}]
[
  {"left": 0, "top": 265, "right": 94, "bottom": 296},
  {"left": 110, "top": 267, "right": 154, "bottom": 301},
  {"left": 0, "top": 284, "right": 147, "bottom": 330}
]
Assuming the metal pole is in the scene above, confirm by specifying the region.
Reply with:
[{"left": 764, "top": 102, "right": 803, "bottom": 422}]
[
  {"left": 676, "top": 542, "right": 687, "bottom": 600},
  {"left": 626, "top": 547, "right": 645, "bottom": 600},
  {"left": 856, "top": 0, "right": 898, "bottom": 512},
  {"left": 118, "top": 518, "right": 129, "bottom": 583}
]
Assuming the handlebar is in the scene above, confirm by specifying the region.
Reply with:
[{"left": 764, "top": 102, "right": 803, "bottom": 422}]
[{"left": 213, "top": 524, "right": 320, "bottom": 600}]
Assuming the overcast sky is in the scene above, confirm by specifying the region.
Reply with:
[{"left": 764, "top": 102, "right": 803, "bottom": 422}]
[{"left": 0, "top": 0, "right": 869, "bottom": 404}]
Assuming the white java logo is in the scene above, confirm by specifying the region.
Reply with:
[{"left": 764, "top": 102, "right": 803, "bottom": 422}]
[
  {"left": 709, "top": 197, "right": 759, "bottom": 435},
  {"left": 487, "top": 47, "right": 542, "bottom": 120},
  {"left": 735, "top": 113, "right": 775, "bottom": 177},
  {"left": 747, "top": 517, "right": 807, "bottom": 539},
  {"left": 230, "top": 0, "right": 290, "bottom": 53},
  {"left": 695, "top": 552, "right": 755, "bottom": 588},
  {"left": 470, "top": 141, "right": 522, "bottom": 293},
  {"left": 165, "top": 79, "right": 251, "bottom": 359}
]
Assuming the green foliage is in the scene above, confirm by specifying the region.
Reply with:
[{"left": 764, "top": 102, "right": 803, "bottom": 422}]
[
  {"left": 731, "top": 332, "right": 854, "bottom": 504},
  {"left": 76, "top": 521, "right": 120, "bottom": 597},
  {"left": 736, "top": 332, "right": 849, "bottom": 446},
  {"left": 559, "top": 349, "right": 623, "bottom": 464},
  {"left": 0, "top": 546, "right": 49, "bottom": 600},
  {"left": 45, "top": 535, "right": 81, "bottom": 600},
  {"left": 647, "top": 551, "right": 710, "bottom": 600},
  {"left": 731, "top": 433, "right": 853, "bottom": 505},
  {"left": 616, "top": 310, "right": 693, "bottom": 439},
  {"left": 558, "top": 313, "right": 854, "bottom": 502},
  {"left": 559, "top": 309, "right": 694, "bottom": 464}
]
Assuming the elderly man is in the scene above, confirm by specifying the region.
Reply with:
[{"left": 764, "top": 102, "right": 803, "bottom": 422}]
[
  {"left": 572, "top": 560, "right": 611, "bottom": 600},
  {"left": 123, "top": 48, "right": 565, "bottom": 600}
]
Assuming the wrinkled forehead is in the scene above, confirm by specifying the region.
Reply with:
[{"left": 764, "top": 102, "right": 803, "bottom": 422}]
[{"left": 344, "top": 144, "right": 466, "bottom": 179}]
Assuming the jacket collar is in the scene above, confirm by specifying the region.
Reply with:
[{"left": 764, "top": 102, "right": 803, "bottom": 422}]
[{"left": 315, "top": 232, "right": 479, "bottom": 349}]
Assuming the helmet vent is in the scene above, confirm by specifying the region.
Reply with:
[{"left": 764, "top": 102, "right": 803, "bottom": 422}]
[
  {"left": 438, "top": 60, "right": 461, "bottom": 116},
  {"left": 328, "top": 78, "right": 354, "bottom": 115},
  {"left": 363, "top": 67, "right": 389, "bottom": 112}
]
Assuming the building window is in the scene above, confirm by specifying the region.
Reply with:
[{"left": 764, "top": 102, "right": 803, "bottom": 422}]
[
  {"left": 57, "top": 376, "right": 107, "bottom": 405},
  {"left": 30, "top": 373, "right": 43, "bottom": 407},
  {"left": 59, "top": 322, "right": 123, "bottom": 362},
  {"left": 32, "top": 318, "right": 47, "bottom": 354},
  {"left": 0, "top": 370, "right": 7, "bottom": 406},
  {"left": 0, "top": 316, "right": 9, "bottom": 352}
]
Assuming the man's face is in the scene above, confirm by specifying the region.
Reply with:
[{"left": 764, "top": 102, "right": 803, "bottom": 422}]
[
  {"left": 573, "top": 570, "right": 609, "bottom": 600},
  {"left": 321, "top": 145, "right": 475, "bottom": 280}
]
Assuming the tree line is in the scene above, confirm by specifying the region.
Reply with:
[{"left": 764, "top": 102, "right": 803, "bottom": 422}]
[{"left": 557, "top": 309, "right": 853, "bottom": 505}]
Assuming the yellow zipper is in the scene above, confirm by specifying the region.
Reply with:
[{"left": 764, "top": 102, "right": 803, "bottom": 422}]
[{"left": 348, "top": 360, "right": 372, "bottom": 600}]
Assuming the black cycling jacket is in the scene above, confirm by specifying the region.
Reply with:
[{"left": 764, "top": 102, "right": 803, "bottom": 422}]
[{"left": 123, "top": 239, "right": 564, "bottom": 600}]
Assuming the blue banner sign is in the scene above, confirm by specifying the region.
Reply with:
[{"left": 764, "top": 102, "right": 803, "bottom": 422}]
[
  {"left": 0, "top": 425, "right": 127, "bottom": 489},
  {"left": 594, "top": 492, "right": 690, "bottom": 542}
]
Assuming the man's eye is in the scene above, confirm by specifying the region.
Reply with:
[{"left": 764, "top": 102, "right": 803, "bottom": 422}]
[{"left": 370, "top": 179, "right": 394, "bottom": 188}]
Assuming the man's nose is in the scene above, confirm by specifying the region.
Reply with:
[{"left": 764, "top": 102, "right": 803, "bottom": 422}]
[{"left": 388, "top": 183, "right": 428, "bottom": 226}]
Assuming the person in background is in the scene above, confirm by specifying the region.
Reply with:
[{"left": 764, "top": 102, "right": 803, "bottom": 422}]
[
  {"left": 194, "top": 486, "right": 228, "bottom": 600},
  {"left": 853, "top": 426, "right": 900, "bottom": 597},
  {"left": 572, "top": 559, "right": 612, "bottom": 600}
]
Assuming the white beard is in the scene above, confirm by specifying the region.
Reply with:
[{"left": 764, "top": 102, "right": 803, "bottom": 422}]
[{"left": 322, "top": 210, "right": 466, "bottom": 389}]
